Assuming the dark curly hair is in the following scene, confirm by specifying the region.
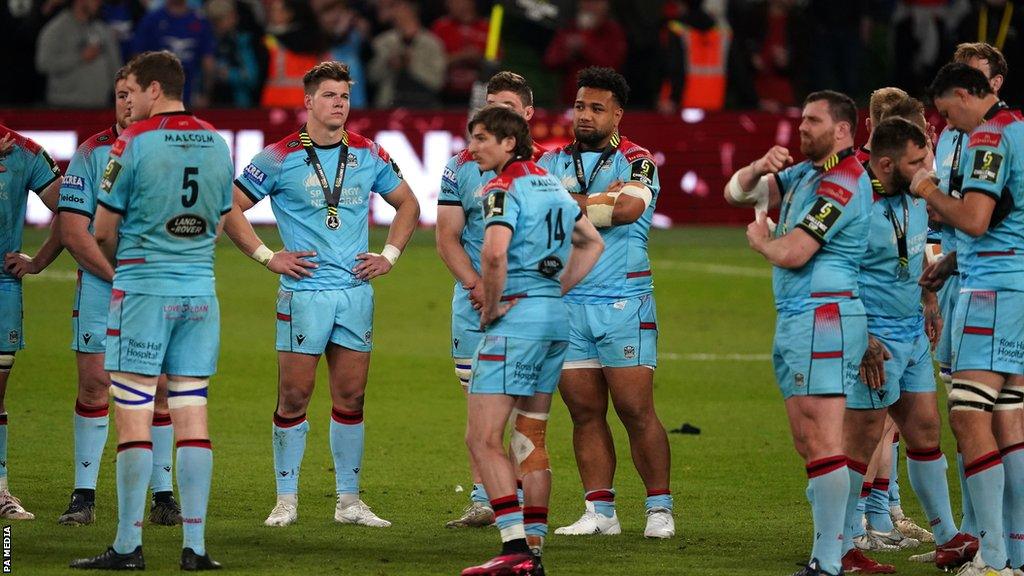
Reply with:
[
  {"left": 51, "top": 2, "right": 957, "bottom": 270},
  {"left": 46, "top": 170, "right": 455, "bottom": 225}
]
[
  {"left": 576, "top": 66, "right": 630, "bottom": 107},
  {"left": 468, "top": 105, "right": 534, "bottom": 161},
  {"left": 929, "top": 62, "right": 994, "bottom": 100}
]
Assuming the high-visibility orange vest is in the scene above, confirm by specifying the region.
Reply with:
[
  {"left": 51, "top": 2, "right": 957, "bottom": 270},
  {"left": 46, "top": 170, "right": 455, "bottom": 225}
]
[
  {"left": 661, "top": 22, "right": 731, "bottom": 110},
  {"left": 260, "top": 35, "right": 325, "bottom": 108}
]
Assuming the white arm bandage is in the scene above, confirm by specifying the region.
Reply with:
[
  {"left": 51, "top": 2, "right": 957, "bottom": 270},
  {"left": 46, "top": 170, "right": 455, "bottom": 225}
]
[
  {"left": 727, "top": 172, "right": 770, "bottom": 205},
  {"left": 250, "top": 244, "right": 274, "bottom": 267},
  {"left": 586, "top": 191, "right": 619, "bottom": 228},
  {"left": 619, "top": 183, "right": 652, "bottom": 209},
  {"left": 381, "top": 244, "right": 402, "bottom": 266}
]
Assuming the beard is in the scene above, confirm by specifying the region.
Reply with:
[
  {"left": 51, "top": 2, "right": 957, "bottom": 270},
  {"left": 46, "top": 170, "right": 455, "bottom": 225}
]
[
  {"left": 890, "top": 170, "right": 912, "bottom": 194},
  {"left": 574, "top": 125, "right": 611, "bottom": 149},
  {"left": 800, "top": 132, "right": 833, "bottom": 163}
]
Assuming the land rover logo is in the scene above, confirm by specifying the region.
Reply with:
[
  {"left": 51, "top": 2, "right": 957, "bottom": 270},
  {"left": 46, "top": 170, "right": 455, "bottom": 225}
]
[{"left": 166, "top": 214, "right": 208, "bottom": 238}]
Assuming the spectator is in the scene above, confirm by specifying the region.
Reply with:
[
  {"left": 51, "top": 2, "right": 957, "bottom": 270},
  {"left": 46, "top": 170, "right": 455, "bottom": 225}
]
[
  {"left": 101, "top": 0, "right": 146, "bottom": 63},
  {"left": 36, "top": 0, "right": 122, "bottom": 108},
  {"left": 431, "top": 0, "right": 490, "bottom": 106},
  {"left": 318, "top": 0, "right": 370, "bottom": 109},
  {"left": 131, "top": 0, "right": 216, "bottom": 106},
  {"left": 543, "top": 0, "right": 627, "bottom": 105},
  {"left": 368, "top": 0, "right": 446, "bottom": 108},
  {"left": 657, "top": 0, "right": 731, "bottom": 112},
  {"left": 958, "top": 0, "right": 1023, "bottom": 105},
  {"left": 260, "top": 0, "right": 327, "bottom": 108},
  {"left": 207, "top": 0, "right": 265, "bottom": 107}
]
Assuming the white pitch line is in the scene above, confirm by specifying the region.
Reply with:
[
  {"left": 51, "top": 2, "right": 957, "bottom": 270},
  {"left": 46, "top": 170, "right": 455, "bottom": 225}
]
[
  {"left": 663, "top": 352, "right": 771, "bottom": 361},
  {"left": 27, "top": 270, "right": 79, "bottom": 282},
  {"left": 655, "top": 261, "right": 771, "bottom": 278}
]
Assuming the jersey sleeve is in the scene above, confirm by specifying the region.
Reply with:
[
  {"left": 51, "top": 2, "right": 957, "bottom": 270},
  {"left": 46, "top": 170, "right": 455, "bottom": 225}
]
[
  {"left": 438, "top": 155, "right": 461, "bottom": 206},
  {"left": 57, "top": 146, "right": 97, "bottom": 217},
  {"left": 26, "top": 145, "right": 61, "bottom": 194},
  {"left": 482, "top": 181, "right": 521, "bottom": 231},
  {"left": 961, "top": 130, "right": 1010, "bottom": 200},
  {"left": 371, "top": 143, "right": 403, "bottom": 195},
  {"left": 234, "top": 148, "right": 280, "bottom": 203},
  {"left": 794, "top": 176, "right": 859, "bottom": 245},
  {"left": 97, "top": 139, "right": 135, "bottom": 215}
]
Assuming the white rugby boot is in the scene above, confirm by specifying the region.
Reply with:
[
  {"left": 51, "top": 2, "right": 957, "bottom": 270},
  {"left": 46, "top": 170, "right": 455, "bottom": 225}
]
[
  {"left": 264, "top": 494, "right": 298, "bottom": 526},
  {"left": 643, "top": 507, "right": 675, "bottom": 538},
  {"left": 553, "top": 501, "right": 621, "bottom": 535},
  {"left": 334, "top": 496, "right": 391, "bottom": 527}
]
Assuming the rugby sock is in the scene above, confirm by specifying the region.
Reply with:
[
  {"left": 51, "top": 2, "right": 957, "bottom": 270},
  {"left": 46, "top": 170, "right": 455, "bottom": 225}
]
[
  {"left": 471, "top": 483, "right": 490, "bottom": 506},
  {"left": 149, "top": 413, "right": 174, "bottom": 495},
  {"left": 965, "top": 452, "right": 1008, "bottom": 568},
  {"left": 524, "top": 506, "right": 548, "bottom": 544},
  {"left": 272, "top": 413, "right": 308, "bottom": 495},
  {"left": 957, "top": 450, "right": 977, "bottom": 536},
  {"left": 585, "top": 489, "right": 615, "bottom": 518},
  {"left": 806, "top": 455, "right": 848, "bottom": 575},
  {"left": 866, "top": 478, "right": 894, "bottom": 532},
  {"left": 906, "top": 446, "right": 958, "bottom": 545},
  {"left": 855, "top": 482, "right": 871, "bottom": 539},
  {"left": 516, "top": 480, "right": 524, "bottom": 506},
  {"left": 491, "top": 494, "right": 528, "bottom": 554},
  {"left": 74, "top": 402, "right": 109, "bottom": 492},
  {"left": 888, "top": 433, "right": 902, "bottom": 508},
  {"left": 1001, "top": 443, "right": 1024, "bottom": 569},
  {"left": 645, "top": 488, "right": 673, "bottom": 512},
  {"left": 176, "top": 440, "right": 212, "bottom": 556},
  {"left": 330, "top": 408, "right": 364, "bottom": 495},
  {"left": 843, "top": 459, "right": 868, "bottom": 555},
  {"left": 0, "top": 413, "right": 8, "bottom": 482},
  {"left": 113, "top": 442, "right": 152, "bottom": 554}
]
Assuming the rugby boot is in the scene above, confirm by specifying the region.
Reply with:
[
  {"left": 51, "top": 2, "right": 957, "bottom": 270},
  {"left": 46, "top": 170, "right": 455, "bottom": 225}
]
[
  {"left": 70, "top": 546, "right": 145, "bottom": 570},
  {"left": 790, "top": 558, "right": 844, "bottom": 576},
  {"left": 842, "top": 549, "right": 896, "bottom": 574},
  {"left": 181, "top": 547, "right": 222, "bottom": 571},
  {"left": 936, "top": 532, "right": 980, "bottom": 570},
  {"left": 59, "top": 490, "right": 96, "bottom": 526},
  {"left": 0, "top": 490, "right": 34, "bottom": 520},
  {"left": 461, "top": 552, "right": 536, "bottom": 576},
  {"left": 446, "top": 501, "right": 495, "bottom": 528},
  {"left": 149, "top": 491, "right": 182, "bottom": 526}
]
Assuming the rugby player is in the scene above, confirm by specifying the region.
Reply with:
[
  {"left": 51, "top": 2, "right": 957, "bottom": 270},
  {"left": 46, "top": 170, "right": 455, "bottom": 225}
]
[
  {"left": 460, "top": 104, "right": 603, "bottom": 576},
  {"left": 539, "top": 67, "right": 674, "bottom": 539},
  {"left": 437, "top": 70, "right": 545, "bottom": 529},
  {"left": 910, "top": 61, "right": 1024, "bottom": 576},
  {"left": 224, "top": 61, "right": 420, "bottom": 528},
  {"left": 0, "top": 124, "right": 62, "bottom": 520},
  {"left": 726, "top": 90, "right": 872, "bottom": 576},
  {"left": 55, "top": 66, "right": 182, "bottom": 527},
  {"left": 70, "top": 50, "right": 232, "bottom": 570}
]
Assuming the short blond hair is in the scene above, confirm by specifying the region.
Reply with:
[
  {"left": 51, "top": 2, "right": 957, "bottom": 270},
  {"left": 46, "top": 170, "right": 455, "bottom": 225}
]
[{"left": 868, "top": 87, "right": 909, "bottom": 127}]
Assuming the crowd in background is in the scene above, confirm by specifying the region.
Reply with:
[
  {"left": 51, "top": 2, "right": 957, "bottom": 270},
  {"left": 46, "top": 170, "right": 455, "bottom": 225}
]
[{"left": 0, "top": 0, "right": 1020, "bottom": 111}]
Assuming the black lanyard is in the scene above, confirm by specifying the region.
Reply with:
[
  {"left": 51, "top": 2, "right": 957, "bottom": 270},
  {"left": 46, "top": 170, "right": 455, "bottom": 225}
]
[
  {"left": 948, "top": 131, "right": 964, "bottom": 199},
  {"left": 886, "top": 195, "right": 911, "bottom": 281},
  {"left": 571, "top": 143, "right": 617, "bottom": 194},
  {"left": 300, "top": 126, "right": 349, "bottom": 230}
]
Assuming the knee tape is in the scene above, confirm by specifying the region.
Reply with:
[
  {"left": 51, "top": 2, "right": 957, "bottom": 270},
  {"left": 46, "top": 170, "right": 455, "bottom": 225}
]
[
  {"left": 110, "top": 373, "right": 157, "bottom": 411},
  {"left": 510, "top": 408, "right": 550, "bottom": 475},
  {"left": 949, "top": 379, "right": 998, "bottom": 412},
  {"left": 454, "top": 358, "right": 472, "bottom": 389},
  {"left": 0, "top": 354, "right": 13, "bottom": 373},
  {"left": 167, "top": 379, "right": 209, "bottom": 409},
  {"left": 995, "top": 384, "right": 1024, "bottom": 411}
]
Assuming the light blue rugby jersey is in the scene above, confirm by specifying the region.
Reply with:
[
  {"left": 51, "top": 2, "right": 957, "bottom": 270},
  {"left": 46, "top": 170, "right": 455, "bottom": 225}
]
[
  {"left": 858, "top": 167, "right": 929, "bottom": 341},
  {"left": 537, "top": 135, "right": 660, "bottom": 305},
  {"left": 772, "top": 149, "right": 872, "bottom": 315},
  {"left": 955, "top": 104, "right": 1024, "bottom": 291},
  {"left": 481, "top": 160, "right": 581, "bottom": 340},
  {"left": 57, "top": 125, "right": 118, "bottom": 286},
  {"left": 935, "top": 126, "right": 966, "bottom": 257},
  {"left": 97, "top": 112, "right": 234, "bottom": 296},
  {"left": 0, "top": 125, "right": 61, "bottom": 284},
  {"left": 235, "top": 129, "right": 403, "bottom": 292}
]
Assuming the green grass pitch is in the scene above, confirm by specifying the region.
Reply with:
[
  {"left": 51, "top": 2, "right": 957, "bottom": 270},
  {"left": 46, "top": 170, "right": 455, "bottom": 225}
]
[{"left": 8, "top": 226, "right": 961, "bottom": 575}]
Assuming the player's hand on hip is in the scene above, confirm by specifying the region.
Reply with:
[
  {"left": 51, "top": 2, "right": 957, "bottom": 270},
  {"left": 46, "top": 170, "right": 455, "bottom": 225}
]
[
  {"left": 753, "top": 146, "right": 792, "bottom": 176},
  {"left": 354, "top": 252, "right": 392, "bottom": 280},
  {"left": 3, "top": 252, "right": 37, "bottom": 279},
  {"left": 859, "top": 336, "right": 891, "bottom": 390},
  {"left": 465, "top": 282, "right": 485, "bottom": 311},
  {"left": 479, "top": 299, "right": 516, "bottom": 330},
  {"left": 268, "top": 250, "right": 317, "bottom": 280}
]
